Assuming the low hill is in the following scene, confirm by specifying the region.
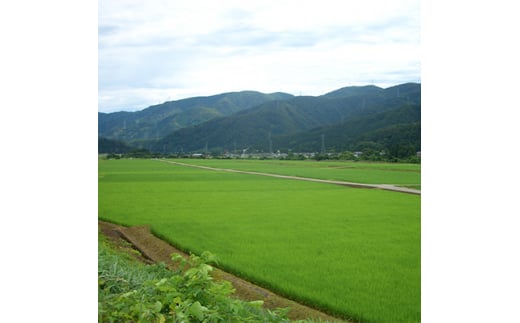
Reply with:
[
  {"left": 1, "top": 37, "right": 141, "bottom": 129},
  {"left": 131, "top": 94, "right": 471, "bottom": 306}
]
[{"left": 98, "top": 137, "right": 136, "bottom": 154}]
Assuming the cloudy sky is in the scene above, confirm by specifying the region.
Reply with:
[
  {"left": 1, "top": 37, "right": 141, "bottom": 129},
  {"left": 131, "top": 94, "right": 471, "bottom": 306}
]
[{"left": 98, "top": 0, "right": 420, "bottom": 113}]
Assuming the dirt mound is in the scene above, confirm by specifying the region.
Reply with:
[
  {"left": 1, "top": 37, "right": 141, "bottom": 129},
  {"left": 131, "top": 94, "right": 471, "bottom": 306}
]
[{"left": 99, "top": 220, "right": 346, "bottom": 322}]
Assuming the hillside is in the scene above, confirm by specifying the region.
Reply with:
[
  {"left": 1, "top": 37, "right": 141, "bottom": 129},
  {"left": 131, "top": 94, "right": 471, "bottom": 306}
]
[
  {"left": 151, "top": 83, "right": 420, "bottom": 154},
  {"left": 98, "top": 91, "right": 293, "bottom": 145},
  {"left": 98, "top": 137, "right": 136, "bottom": 154},
  {"left": 273, "top": 102, "right": 421, "bottom": 154}
]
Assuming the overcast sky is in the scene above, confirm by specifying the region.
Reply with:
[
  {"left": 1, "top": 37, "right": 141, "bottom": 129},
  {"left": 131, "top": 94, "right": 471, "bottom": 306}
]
[{"left": 98, "top": 0, "right": 420, "bottom": 113}]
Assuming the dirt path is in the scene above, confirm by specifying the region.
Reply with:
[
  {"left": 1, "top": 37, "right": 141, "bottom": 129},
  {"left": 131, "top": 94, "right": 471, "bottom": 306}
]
[
  {"left": 99, "top": 220, "right": 347, "bottom": 322},
  {"left": 154, "top": 159, "right": 421, "bottom": 195}
]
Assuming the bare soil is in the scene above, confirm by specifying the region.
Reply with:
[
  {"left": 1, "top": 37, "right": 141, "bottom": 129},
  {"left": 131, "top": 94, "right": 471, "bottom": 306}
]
[{"left": 99, "top": 220, "right": 347, "bottom": 322}]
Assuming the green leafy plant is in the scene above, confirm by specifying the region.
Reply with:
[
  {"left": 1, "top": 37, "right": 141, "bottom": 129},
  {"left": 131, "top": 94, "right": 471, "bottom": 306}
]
[{"left": 99, "top": 243, "right": 292, "bottom": 322}]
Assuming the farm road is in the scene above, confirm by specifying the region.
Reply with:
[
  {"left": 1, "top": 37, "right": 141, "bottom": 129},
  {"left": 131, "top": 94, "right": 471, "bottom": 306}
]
[{"left": 155, "top": 159, "right": 420, "bottom": 195}]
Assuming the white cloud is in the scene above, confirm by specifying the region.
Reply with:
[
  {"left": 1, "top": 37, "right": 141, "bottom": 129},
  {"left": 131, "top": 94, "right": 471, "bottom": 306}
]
[
  {"left": 99, "top": 0, "right": 420, "bottom": 112},
  {"left": 99, "top": 87, "right": 185, "bottom": 113}
]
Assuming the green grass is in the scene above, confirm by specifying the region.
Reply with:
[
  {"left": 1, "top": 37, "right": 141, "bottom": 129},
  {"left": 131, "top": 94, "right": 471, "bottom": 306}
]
[
  {"left": 99, "top": 159, "right": 420, "bottom": 323},
  {"left": 172, "top": 158, "right": 421, "bottom": 189},
  {"left": 98, "top": 234, "right": 296, "bottom": 322}
]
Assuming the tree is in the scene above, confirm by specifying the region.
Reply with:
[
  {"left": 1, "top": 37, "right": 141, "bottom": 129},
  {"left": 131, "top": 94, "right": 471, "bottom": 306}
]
[{"left": 339, "top": 151, "right": 356, "bottom": 160}]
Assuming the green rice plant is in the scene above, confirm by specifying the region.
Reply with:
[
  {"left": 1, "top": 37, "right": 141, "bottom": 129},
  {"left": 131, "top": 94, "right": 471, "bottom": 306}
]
[
  {"left": 172, "top": 158, "right": 420, "bottom": 187},
  {"left": 99, "top": 159, "right": 420, "bottom": 322}
]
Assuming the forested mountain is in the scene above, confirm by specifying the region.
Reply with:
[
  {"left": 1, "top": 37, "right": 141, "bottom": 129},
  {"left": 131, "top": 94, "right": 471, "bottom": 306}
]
[
  {"left": 151, "top": 83, "right": 420, "bottom": 154},
  {"left": 272, "top": 103, "right": 420, "bottom": 154},
  {"left": 98, "top": 83, "right": 420, "bottom": 158},
  {"left": 98, "top": 91, "right": 293, "bottom": 145},
  {"left": 98, "top": 137, "right": 136, "bottom": 154}
]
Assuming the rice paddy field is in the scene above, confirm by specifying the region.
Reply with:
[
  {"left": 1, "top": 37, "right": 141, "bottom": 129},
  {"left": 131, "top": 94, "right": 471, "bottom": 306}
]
[
  {"left": 98, "top": 158, "right": 421, "bottom": 323},
  {"left": 175, "top": 158, "right": 421, "bottom": 189}
]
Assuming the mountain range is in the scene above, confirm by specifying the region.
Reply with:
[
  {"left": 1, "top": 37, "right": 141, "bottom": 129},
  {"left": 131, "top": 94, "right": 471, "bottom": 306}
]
[
  {"left": 99, "top": 83, "right": 420, "bottom": 157},
  {"left": 98, "top": 91, "right": 293, "bottom": 145}
]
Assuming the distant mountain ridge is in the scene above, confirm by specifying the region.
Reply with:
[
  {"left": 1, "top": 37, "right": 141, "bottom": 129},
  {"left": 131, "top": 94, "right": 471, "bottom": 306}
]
[
  {"left": 322, "top": 85, "right": 383, "bottom": 99},
  {"left": 98, "top": 91, "right": 293, "bottom": 145},
  {"left": 98, "top": 83, "right": 420, "bottom": 157}
]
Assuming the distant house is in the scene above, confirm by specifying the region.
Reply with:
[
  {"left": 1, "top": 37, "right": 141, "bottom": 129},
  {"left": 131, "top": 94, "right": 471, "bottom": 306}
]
[
  {"left": 354, "top": 151, "right": 363, "bottom": 158},
  {"left": 416, "top": 151, "right": 421, "bottom": 158}
]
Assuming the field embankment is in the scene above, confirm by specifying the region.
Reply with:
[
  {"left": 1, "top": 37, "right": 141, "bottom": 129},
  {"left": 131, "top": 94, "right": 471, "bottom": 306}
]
[{"left": 99, "top": 220, "right": 346, "bottom": 322}]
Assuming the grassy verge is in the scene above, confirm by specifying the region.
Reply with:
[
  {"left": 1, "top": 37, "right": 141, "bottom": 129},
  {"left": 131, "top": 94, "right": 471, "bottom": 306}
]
[{"left": 98, "top": 233, "right": 308, "bottom": 322}]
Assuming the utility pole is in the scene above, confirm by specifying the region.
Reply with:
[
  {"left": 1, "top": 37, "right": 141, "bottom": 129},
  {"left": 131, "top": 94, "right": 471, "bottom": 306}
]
[{"left": 268, "top": 132, "right": 273, "bottom": 155}]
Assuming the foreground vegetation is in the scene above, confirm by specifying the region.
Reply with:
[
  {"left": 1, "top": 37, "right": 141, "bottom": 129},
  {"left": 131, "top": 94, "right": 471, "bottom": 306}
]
[
  {"left": 99, "top": 159, "right": 420, "bottom": 322},
  {"left": 98, "top": 234, "right": 302, "bottom": 322}
]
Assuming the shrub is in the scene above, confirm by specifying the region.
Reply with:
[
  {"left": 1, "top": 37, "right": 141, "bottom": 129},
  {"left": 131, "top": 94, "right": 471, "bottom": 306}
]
[{"left": 98, "top": 242, "right": 292, "bottom": 322}]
